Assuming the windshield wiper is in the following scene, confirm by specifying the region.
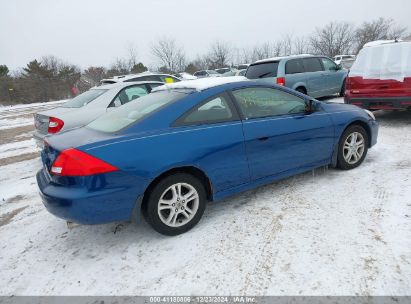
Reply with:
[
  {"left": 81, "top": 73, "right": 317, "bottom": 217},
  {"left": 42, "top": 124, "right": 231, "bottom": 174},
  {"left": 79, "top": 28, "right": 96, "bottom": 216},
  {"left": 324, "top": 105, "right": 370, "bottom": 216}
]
[{"left": 257, "top": 72, "right": 275, "bottom": 78}]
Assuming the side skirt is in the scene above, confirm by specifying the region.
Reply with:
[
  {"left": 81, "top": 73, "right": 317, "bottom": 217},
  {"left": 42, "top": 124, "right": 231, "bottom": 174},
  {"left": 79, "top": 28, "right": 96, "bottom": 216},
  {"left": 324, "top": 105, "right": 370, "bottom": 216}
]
[{"left": 212, "top": 160, "right": 331, "bottom": 202}]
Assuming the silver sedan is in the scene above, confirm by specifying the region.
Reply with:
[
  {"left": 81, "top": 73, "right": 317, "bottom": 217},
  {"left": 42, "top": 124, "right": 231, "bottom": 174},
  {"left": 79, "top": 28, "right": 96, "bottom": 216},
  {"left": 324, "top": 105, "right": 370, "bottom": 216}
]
[{"left": 33, "top": 81, "right": 163, "bottom": 146}]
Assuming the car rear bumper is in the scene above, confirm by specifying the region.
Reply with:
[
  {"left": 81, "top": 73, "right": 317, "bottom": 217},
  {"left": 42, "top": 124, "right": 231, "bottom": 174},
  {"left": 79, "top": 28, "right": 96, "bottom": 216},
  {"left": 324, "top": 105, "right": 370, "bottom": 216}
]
[
  {"left": 36, "top": 168, "right": 149, "bottom": 224},
  {"left": 344, "top": 96, "right": 411, "bottom": 110}
]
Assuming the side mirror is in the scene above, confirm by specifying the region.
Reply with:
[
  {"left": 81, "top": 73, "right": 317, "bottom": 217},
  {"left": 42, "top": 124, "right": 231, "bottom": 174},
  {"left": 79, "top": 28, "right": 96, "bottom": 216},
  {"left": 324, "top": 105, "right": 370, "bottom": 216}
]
[
  {"left": 336, "top": 64, "right": 342, "bottom": 70},
  {"left": 305, "top": 99, "right": 315, "bottom": 113}
]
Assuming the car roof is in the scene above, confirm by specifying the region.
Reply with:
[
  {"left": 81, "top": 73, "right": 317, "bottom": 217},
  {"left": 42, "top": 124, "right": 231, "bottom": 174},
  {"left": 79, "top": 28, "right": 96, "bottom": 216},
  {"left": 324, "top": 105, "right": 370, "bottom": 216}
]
[
  {"left": 100, "top": 72, "right": 178, "bottom": 83},
  {"left": 254, "top": 54, "right": 314, "bottom": 64},
  {"left": 152, "top": 76, "right": 248, "bottom": 92},
  {"left": 363, "top": 39, "right": 407, "bottom": 48},
  {"left": 92, "top": 81, "right": 163, "bottom": 90}
]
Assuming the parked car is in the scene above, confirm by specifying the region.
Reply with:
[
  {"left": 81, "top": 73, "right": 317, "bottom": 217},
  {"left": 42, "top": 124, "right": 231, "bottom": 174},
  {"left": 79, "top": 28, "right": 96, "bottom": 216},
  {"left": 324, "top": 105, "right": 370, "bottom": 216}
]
[
  {"left": 222, "top": 69, "right": 246, "bottom": 77},
  {"left": 236, "top": 64, "right": 250, "bottom": 70},
  {"left": 37, "top": 77, "right": 378, "bottom": 236},
  {"left": 33, "top": 81, "right": 163, "bottom": 146},
  {"left": 245, "top": 54, "right": 348, "bottom": 98},
  {"left": 215, "top": 67, "right": 232, "bottom": 74},
  {"left": 334, "top": 55, "right": 356, "bottom": 65},
  {"left": 100, "top": 72, "right": 181, "bottom": 85},
  {"left": 340, "top": 58, "right": 356, "bottom": 70},
  {"left": 345, "top": 40, "right": 411, "bottom": 110},
  {"left": 174, "top": 72, "right": 197, "bottom": 80},
  {"left": 193, "top": 70, "right": 221, "bottom": 78}
]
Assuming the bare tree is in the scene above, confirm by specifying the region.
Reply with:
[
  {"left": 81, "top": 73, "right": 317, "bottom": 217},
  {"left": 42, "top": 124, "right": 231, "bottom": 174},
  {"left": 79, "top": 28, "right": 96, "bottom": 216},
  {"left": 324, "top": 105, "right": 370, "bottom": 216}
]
[
  {"left": 207, "top": 40, "right": 232, "bottom": 68},
  {"left": 310, "top": 22, "right": 355, "bottom": 57},
  {"left": 108, "top": 57, "right": 130, "bottom": 76},
  {"left": 281, "top": 34, "right": 294, "bottom": 55},
  {"left": 293, "top": 36, "right": 309, "bottom": 54},
  {"left": 151, "top": 37, "right": 186, "bottom": 73},
  {"left": 126, "top": 43, "right": 138, "bottom": 70},
  {"left": 354, "top": 18, "right": 408, "bottom": 53},
  {"left": 272, "top": 41, "right": 283, "bottom": 57}
]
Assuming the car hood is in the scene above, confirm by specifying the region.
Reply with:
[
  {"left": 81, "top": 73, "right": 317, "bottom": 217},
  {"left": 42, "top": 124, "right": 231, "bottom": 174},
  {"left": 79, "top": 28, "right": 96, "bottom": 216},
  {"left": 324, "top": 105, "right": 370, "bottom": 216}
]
[{"left": 321, "top": 102, "right": 362, "bottom": 113}]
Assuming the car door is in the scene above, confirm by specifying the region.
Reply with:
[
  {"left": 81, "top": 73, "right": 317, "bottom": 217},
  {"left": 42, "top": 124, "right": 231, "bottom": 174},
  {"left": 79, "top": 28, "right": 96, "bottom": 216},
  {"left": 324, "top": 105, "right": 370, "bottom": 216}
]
[
  {"left": 302, "top": 57, "right": 326, "bottom": 98},
  {"left": 109, "top": 84, "right": 149, "bottom": 108},
  {"left": 320, "top": 57, "right": 342, "bottom": 95},
  {"left": 173, "top": 93, "right": 250, "bottom": 193},
  {"left": 230, "top": 86, "right": 335, "bottom": 181},
  {"left": 284, "top": 59, "right": 307, "bottom": 91}
]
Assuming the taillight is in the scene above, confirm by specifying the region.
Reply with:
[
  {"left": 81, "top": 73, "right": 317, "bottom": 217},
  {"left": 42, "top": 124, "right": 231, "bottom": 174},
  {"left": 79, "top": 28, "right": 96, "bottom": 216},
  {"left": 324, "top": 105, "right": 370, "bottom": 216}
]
[
  {"left": 276, "top": 77, "right": 285, "bottom": 86},
  {"left": 345, "top": 77, "right": 351, "bottom": 90},
  {"left": 48, "top": 117, "right": 64, "bottom": 134},
  {"left": 50, "top": 148, "right": 118, "bottom": 176}
]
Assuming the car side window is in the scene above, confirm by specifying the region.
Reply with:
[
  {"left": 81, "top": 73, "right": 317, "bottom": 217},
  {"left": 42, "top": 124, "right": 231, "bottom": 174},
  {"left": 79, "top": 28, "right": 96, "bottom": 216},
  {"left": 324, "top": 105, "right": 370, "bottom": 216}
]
[
  {"left": 147, "top": 83, "right": 163, "bottom": 92},
  {"left": 303, "top": 58, "right": 323, "bottom": 72},
  {"left": 285, "top": 59, "right": 304, "bottom": 74},
  {"left": 125, "top": 75, "right": 160, "bottom": 82},
  {"left": 321, "top": 58, "right": 337, "bottom": 71},
  {"left": 232, "top": 87, "right": 307, "bottom": 119},
  {"left": 179, "top": 94, "right": 235, "bottom": 125},
  {"left": 111, "top": 85, "right": 149, "bottom": 107}
]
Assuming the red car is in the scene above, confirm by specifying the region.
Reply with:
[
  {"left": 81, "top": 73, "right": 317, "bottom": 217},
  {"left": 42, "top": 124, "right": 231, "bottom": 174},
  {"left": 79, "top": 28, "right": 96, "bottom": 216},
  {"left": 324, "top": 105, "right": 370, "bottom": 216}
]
[{"left": 344, "top": 40, "right": 411, "bottom": 110}]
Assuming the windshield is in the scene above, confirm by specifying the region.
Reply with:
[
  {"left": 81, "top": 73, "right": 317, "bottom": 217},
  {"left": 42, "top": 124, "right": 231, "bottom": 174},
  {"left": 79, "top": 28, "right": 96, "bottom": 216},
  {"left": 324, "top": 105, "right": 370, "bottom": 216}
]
[
  {"left": 63, "top": 89, "right": 108, "bottom": 108},
  {"left": 245, "top": 62, "right": 279, "bottom": 79},
  {"left": 207, "top": 70, "right": 219, "bottom": 75},
  {"left": 87, "top": 90, "right": 187, "bottom": 133}
]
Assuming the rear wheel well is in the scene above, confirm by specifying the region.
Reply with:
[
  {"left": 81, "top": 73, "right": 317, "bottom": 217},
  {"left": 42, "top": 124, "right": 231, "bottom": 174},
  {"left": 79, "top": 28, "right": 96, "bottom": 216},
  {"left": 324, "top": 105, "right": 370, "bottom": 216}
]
[
  {"left": 295, "top": 86, "right": 307, "bottom": 95},
  {"left": 141, "top": 166, "right": 213, "bottom": 212}
]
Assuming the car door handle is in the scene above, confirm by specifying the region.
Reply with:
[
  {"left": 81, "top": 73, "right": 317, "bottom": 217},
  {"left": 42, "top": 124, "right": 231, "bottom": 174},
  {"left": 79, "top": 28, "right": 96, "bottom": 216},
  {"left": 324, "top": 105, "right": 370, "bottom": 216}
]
[
  {"left": 379, "top": 85, "right": 389, "bottom": 89},
  {"left": 258, "top": 136, "right": 269, "bottom": 141}
]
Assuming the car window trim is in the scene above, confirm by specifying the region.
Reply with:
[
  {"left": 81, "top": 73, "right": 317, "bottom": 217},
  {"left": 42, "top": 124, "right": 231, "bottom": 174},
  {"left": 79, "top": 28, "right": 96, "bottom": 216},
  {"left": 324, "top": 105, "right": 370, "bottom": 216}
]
[
  {"left": 302, "top": 57, "right": 324, "bottom": 72},
  {"left": 172, "top": 91, "right": 241, "bottom": 127},
  {"left": 320, "top": 57, "right": 337, "bottom": 71},
  {"left": 108, "top": 84, "right": 149, "bottom": 108},
  {"left": 285, "top": 58, "right": 305, "bottom": 75},
  {"left": 228, "top": 85, "right": 309, "bottom": 121}
]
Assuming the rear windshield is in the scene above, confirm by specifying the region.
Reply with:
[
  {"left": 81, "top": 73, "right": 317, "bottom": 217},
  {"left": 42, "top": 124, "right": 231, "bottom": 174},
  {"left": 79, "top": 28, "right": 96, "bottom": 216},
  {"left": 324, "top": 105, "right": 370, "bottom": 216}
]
[
  {"left": 245, "top": 62, "right": 279, "bottom": 79},
  {"left": 350, "top": 42, "right": 411, "bottom": 81},
  {"left": 62, "top": 89, "right": 108, "bottom": 108},
  {"left": 87, "top": 90, "right": 187, "bottom": 132}
]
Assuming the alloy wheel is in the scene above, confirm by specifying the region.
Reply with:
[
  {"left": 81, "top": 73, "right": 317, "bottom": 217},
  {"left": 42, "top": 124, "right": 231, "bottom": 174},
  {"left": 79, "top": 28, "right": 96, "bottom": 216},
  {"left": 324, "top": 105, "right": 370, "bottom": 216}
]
[
  {"left": 157, "top": 183, "right": 200, "bottom": 227},
  {"left": 343, "top": 132, "right": 365, "bottom": 165}
]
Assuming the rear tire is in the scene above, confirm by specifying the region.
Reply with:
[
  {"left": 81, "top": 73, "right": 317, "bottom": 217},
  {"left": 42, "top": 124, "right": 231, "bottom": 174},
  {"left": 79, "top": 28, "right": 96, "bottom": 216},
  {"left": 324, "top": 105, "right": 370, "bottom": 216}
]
[
  {"left": 143, "top": 173, "right": 206, "bottom": 236},
  {"left": 337, "top": 125, "right": 369, "bottom": 170}
]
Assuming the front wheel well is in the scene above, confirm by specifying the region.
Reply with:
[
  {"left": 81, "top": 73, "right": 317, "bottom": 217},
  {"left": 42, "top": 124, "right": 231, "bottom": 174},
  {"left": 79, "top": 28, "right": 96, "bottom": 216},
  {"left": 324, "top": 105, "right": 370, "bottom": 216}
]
[
  {"left": 343, "top": 120, "right": 372, "bottom": 147},
  {"left": 141, "top": 166, "right": 213, "bottom": 212}
]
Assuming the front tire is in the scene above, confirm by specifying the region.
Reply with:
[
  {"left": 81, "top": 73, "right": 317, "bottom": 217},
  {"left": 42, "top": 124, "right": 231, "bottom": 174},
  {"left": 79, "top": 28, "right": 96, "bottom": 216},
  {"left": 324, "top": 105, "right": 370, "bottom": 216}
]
[
  {"left": 337, "top": 125, "right": 369, "bottom": 170},
  {"left": 144, "top": 173, "right": 206, "bottom": 236}
]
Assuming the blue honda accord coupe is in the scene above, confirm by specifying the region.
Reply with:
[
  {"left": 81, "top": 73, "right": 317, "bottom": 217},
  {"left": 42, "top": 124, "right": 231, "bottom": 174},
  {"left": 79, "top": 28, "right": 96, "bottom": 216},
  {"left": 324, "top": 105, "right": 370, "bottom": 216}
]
[{"left": 37, "top": 77, "right": 378, "bottom": 235}]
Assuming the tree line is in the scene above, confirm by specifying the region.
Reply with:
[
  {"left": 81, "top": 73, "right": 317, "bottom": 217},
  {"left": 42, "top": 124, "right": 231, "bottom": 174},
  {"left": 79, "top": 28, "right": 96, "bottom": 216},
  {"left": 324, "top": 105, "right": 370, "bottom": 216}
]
[{"left": 0, "top": 18, "right": 408, "bottom": 105}]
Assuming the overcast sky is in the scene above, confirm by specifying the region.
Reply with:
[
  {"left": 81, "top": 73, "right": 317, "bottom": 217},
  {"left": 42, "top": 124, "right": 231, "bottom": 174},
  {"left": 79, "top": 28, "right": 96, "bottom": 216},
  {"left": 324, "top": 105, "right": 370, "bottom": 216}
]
[{"left": 1, "top": 0, "right": 410, "bottom": 71}]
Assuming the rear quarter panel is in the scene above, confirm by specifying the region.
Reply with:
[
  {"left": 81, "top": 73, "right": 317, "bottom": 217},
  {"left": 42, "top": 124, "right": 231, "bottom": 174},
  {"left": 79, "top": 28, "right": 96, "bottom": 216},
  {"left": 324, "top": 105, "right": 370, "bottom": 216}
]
[{"left": 81, "top": 123, "right": 250, "bottom": 195}]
